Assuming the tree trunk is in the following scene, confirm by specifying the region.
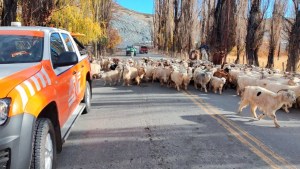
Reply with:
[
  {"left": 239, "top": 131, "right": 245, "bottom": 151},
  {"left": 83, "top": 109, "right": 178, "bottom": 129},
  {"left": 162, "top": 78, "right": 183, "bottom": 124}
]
[
  {"left": 246, "top": 0, "right": 262, "bottom": 66},
  {"left": 286, "top": 9, "right": 300, "bottom": 72},
  {"left": 1, "top": 0, "right": 17, "bottom": 26},
  {"left": 0, "top": 0, "right": 3, "bottom": 25},
  {"left": 209, "top": 0, "right": 236, "bottom": 58},
  {"left": 173, "top": 0, "right": 180, "bottom": 53},
  {"left": 254, "top": 47, "right": 260, "bottom": 66},
  {"left": 266, "top": 46, "right": 275, "bottom": 68},
  {"left": 235, "top": 42, "right": 241, "bottom": 64}
]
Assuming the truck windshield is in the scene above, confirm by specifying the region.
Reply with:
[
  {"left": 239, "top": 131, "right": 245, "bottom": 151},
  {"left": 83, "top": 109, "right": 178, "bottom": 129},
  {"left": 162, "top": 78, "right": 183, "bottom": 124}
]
[{"left": 0, "top": 35, "right": 43, "bottom": 64}]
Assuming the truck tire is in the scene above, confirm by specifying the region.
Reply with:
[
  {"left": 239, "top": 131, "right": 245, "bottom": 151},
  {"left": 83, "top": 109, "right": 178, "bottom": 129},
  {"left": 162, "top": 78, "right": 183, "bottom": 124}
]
[
  {"left": 31, "top": 118, "right": 56, "bottom": 169},
  {"left": 82, "top": 81, "right": 91, "bottom": 114}
]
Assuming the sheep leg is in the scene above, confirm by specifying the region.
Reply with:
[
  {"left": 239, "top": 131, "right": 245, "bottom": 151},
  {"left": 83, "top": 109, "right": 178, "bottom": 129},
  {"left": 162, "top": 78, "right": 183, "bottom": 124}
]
[
  {"left": 160, "top": 79, "right": 164, "bottom": 86},
  {"left": 201, "top": 84, "right": 207, "bottom": 93},
  {"left": 257, "top": 113, "right": 266, "bottom": 120},
  {"left": 213, "top": 87, "right": 217, "bottom": 94},
  {"left": 109, "top": 78, "right": 112, "bottom": 86},
  {"left": 236, "top": 89, "right": 240, "bottom": 96},
  {"left": 176, "top": 84, "right": 180, "bottom": 91},
  {"left": 238, "top": 99, "right": 249, "bottom": 114},
  {"left": 127, "top": 79, "right": 131, "bottom": 86},
  {"left": 283, "top": 104, "right": 290, "bottom": 113},
  {"left": 152, "top": 75, "right": 156, "bottom": 83},
  {"left": 194, "top": 83, "right": 198, "bottom": 90},
  {"left": 270, "top": 114, "right": 280, "bottom": 128},
  {"left": 219, "top": 87, "right": 222, "bottom": 95},
  {"left": 136, "top": 77, "right": 141, "bottom": 86},
  {"left": 250, "top": 104, "right": 258, "bottom": 118}
]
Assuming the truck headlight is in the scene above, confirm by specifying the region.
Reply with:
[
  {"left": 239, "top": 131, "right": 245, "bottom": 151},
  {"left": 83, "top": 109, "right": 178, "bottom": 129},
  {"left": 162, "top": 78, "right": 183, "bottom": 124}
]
[{"left": 0, "top": 99, "right": 10, "bottom": 125}]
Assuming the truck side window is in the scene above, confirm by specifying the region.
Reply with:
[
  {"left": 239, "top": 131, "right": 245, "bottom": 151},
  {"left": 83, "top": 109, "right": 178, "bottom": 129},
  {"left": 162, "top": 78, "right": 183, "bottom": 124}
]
[
  {"left": 50, "top": 33, "right": 66, "bottom": 66},
  {"left": 61, "top": 33, "right": 75, "bottom": 52}
]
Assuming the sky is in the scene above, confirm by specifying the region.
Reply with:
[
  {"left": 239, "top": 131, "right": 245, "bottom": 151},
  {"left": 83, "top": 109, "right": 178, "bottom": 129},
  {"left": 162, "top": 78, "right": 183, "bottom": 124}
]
[
  {"left": 115, "top": 0, "right": 297, "bottom": 17},
  {"left": 116, "top": 0, "right": 154, "bottom": 14}
]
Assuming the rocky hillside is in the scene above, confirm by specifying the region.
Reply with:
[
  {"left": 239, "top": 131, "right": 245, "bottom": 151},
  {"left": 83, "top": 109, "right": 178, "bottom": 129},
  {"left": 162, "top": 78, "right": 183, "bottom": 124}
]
[{"left": 111, "top": 3, "right": 153, "bottom": 48}]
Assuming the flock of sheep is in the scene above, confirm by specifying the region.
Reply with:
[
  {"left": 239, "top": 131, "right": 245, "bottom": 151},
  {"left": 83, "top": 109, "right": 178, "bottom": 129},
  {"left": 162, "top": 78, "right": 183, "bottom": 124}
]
[{"left": 91, "top": 57, "right": 300, "bottom": 128}]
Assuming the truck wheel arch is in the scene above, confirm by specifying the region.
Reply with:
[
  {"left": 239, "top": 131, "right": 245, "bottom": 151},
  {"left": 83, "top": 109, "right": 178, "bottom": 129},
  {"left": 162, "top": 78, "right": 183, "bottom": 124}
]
[{"left": 37, "top": 102, "right": 62, "bottom": 153}]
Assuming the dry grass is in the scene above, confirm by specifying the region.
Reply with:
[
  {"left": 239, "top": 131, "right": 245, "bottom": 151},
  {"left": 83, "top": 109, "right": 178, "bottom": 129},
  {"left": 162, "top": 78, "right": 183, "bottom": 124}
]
[
  {"left": 226, "top": 54, "right": 289, "bottom": 71},
  {"left": 225, "top": 46, "right": 299, "bottom": 72}
]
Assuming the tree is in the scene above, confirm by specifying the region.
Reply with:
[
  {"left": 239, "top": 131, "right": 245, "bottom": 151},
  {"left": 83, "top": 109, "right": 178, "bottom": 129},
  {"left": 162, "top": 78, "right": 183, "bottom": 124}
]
[
  {"left": 180, "top": 0, "right": 197, "bottom": 52},
  {"left": 209, "top": 0, "right": 236, "bottom": 64},
  {"left": 92, "top": 0, "right": 113, "bottom": 57},
  {"left": 0, "top": 0, "right": 3, "bottom": 25},
  {"left": 21, "top": 0, "right": 55, "bottom": 26},
  {"left": 154, "top": 0, "right": 173, "bottom": 51},
  {"left": 173, "top": 0, "right": 182, "bottom": 53},
  {"left": 1, "top": 0, "right": 18, "bottom": 26},
  {"left": 266, "top": 0, "right": 286, "bottom": 68},
  {"left": 286, "top": 0, "right": 300, "bottom": 72},
  {"left": 50, "top": 5, "right": 102, "bottom": 44},
  {"left": 245, "top": 0, "right": 269, "bottom": 66},
  {"left": 235, "top": 0, "right": 248, "bottom": 64},
  {"left": 107, "top": 28, "right": 122, "bottom": 50},
  {"left": 199, "top": 0, "right": 215, "bottom": 45}
]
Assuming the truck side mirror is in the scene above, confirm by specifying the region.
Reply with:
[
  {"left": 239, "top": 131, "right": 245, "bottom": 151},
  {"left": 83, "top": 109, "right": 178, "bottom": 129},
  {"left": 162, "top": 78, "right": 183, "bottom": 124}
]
[{"left": 54, "top": 51, "right": 78, "bottom": 68}]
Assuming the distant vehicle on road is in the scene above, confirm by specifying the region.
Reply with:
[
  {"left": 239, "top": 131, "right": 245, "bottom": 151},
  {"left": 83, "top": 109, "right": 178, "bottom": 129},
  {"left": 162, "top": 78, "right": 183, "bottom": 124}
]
[
  {"left": 126, "top": 45, "right": 137, "bottom": 56},
  {"left": 139, "top": 46, "right": 148, "bottom": 54}
]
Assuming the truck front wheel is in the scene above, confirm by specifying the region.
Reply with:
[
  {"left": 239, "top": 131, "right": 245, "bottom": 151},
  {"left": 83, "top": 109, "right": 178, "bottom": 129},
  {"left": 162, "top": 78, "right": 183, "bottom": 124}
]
[
  {"left": 82, "top": 81, "right": 91, "bottom": 114},
  {"left": 31, "top": 118, "right": 56, "bottom": 169}
]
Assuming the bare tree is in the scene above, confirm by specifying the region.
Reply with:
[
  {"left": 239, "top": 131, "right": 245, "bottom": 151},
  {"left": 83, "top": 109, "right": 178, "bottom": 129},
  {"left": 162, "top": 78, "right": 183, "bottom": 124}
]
[
  {"left": 154, "top": 0, "right": 172, "bottom": 51},
  {"left": 266, "top": 0, "right": 287, "bottom": 68},
  {"left": 209, "top": 0, "right": 236, "bottom": 64},
  {"left": 0, "top": 0, "right": 3, "bottom": 25},
  {"left": 93, "top": 0, "right": 113, "bottom": 57},
  {"left": 286, "top": 0, "right": 300, "bottom": 71},
  {"left": 1, "top": 0, "right": 18, "bottom": 26},
  {"left": 235, "top": 0, "right": 248, "bottom": 64},
  {"left": 21, "top": 0, "right": 55, "bottom": 26},
  {"left": 173, "top": 0, "right": 182, "bottom": 53},
  {"left": 245, "top": 0, "right": 269, "bottom": 66},
  {"left": 199, "top": 0, "right": 215, "bottom": 44},
  {"left": 178, "top": 0, "right": 198, "bottom": 52}
]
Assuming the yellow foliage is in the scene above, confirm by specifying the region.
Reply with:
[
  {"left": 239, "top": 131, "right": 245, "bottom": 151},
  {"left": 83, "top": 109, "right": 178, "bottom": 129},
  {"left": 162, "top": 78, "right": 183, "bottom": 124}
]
[
  {"left": 107, "top": 28, "right": 122, "bottom": 49},
  {"left": 50, "top": 6, "right": 102, "bottom": 44}
]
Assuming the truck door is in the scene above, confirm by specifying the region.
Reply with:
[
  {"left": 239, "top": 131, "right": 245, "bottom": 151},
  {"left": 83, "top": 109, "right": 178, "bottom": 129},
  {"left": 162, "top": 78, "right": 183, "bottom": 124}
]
[
  {"left": 50, "top": 33, "right": 76, "bottom": 126},
  {"left": 61, "top": 33, "right": 85, "bottom": 105}
]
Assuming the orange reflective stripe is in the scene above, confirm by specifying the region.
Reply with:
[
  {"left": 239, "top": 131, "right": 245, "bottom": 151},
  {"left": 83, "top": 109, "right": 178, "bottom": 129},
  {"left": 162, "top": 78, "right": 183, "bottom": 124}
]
[{"left": 0, "top": 30, "right": 44, "bottom": 37}]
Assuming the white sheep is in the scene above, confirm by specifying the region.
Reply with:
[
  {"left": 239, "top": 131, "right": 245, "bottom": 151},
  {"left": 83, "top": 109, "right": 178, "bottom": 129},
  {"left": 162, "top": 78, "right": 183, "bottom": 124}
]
[
  {"left": 194, "top": 70, "right": 213, "bottom": 93},
  {"left": 100, "top": 69, "right": 122, "bottom": 86},
  {"left": 170, "top": 70, "right": 184, "bottom": 91},
  {"left": 257, "top": 83, "right": 300, "bottom": 111},
  {"left": 122, "top": 65, "right": 138, "bottom": 86},
  {"left": 182, "top": 67, "right": 193, "bottom": 90},
  {"left": 238, "top": 86, "right": 296, "bottom": 128},
  {"left": 210, "top": 77, "right": 226, "bottom": 94},
  {"left": 144, "top": 65, "right": 155, "bottom": 82}
]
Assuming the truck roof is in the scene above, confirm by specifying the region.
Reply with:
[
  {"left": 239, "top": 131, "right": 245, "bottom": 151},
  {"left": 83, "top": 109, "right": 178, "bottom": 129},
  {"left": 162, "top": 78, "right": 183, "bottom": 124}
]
[{"left": 0, "top": 26, "right": 69, "bottom": 35}]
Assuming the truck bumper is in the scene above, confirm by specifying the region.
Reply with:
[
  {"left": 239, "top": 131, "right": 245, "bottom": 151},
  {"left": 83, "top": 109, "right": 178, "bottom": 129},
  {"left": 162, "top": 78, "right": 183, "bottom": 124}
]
[{"left": 0, "top": 113, "right": 36, "bottom": 169}]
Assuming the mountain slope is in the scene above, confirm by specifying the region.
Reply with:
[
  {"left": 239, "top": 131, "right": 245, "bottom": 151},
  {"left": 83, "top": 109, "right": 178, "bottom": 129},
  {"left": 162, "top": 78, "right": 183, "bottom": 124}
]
[{"left": 111, "top": 3, "right": 153, "bottom": 48}]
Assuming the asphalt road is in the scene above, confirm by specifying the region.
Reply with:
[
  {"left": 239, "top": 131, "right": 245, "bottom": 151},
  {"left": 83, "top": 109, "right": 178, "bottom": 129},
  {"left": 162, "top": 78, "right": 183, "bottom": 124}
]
[{"left": 57, "top": 53, "right": 300, "bottom": 169}]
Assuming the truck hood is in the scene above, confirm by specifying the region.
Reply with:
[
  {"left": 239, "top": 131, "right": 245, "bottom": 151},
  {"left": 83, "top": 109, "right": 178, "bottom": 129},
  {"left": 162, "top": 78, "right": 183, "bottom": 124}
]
[{"left": 0, "top": 63, "right": 42, "bottom": 98}]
